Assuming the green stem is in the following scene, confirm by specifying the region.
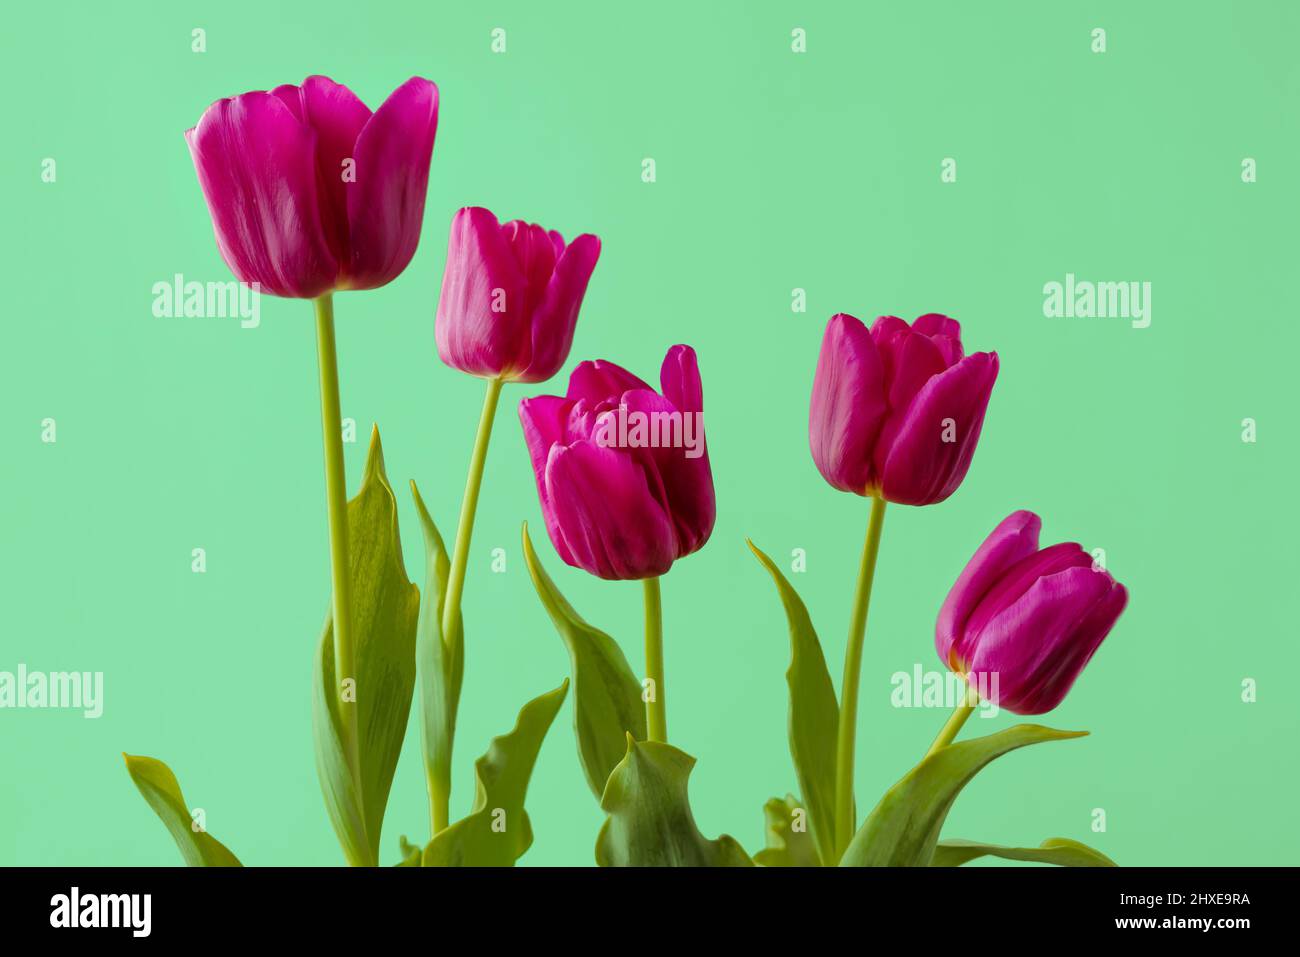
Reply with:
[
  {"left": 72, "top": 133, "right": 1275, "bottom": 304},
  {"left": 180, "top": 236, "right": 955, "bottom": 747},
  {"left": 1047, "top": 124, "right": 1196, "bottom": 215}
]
[
  {"left": 643, "top": 576, "right": 667, "bottom": 743},
  {"left": 430, "top": 375, "right": 503, "bottom": 832},
  {"left": 832, "top": 494, "right": 887, "bottom": 862},
  {"left": 925, "top": 699, "right": 976, "bottom": 758},
  {"left": 313, "top": 294, "right": 365, "bottom": 862}
]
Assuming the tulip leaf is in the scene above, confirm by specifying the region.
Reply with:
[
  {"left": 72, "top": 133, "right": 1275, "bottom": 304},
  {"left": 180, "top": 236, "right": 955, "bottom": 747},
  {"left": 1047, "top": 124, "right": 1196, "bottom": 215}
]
[
  {"left": 396, "top": 835, "right": 422, "bottom": 867},
  {"left": 595, "top": 736, "right": 754, "bottom": 867},
  {"left": 312, "top": 427, "right": 421, "bottom": 867},
  {"left": 840, "top": 724, "right": 1088, "bottom": 867},
  {"left": 748, "top": 540, "right": 839, "bottom": 866},
  {"left": 123, "top": 754, "right": 242, "bottom": 867},
  {"left": 753, "top": 794, "right": 821, "bottom": 867},
  {"left": 410, "top": 480, "right": 463, "bottom": 835},
  {"left": 522, "top": 524, "right": 646, "bottom": 799},
  {"left": 422, "top": 679, "right": 569, "bottom": 866},
  {"left": 931, "top": 836, "right": 1116, "bottom": 867}
]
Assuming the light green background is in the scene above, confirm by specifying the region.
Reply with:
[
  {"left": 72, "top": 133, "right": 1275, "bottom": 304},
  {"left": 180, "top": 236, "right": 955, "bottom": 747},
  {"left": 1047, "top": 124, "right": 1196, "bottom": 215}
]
[{"left": 2, "top": 0, "right": 1296, "bottom": 866}]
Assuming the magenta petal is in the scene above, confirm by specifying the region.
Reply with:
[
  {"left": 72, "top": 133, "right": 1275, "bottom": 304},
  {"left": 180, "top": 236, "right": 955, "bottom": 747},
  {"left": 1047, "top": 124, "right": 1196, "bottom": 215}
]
[
  {"left": 518, "top": 395, "right": 576, "bottom": 566},
  {"left": 544, "top": 441, "right": 678, "bottom": 580},
  {"left": 961, "top": 542, "right": 1094, "bottom": 643},
  {"left": 566, "top": 359, "right": 652, "bottom": 404},
  {"left": 877, "top": 351, "right": 999, "bottom": 505},
  {"left": 912, "top": 313, "right": 962, "bottom": 340},
  {"left": 936, "top": 510, "right": 1041, "bottom": 668},
  {"left": 185, "top": 92, "right": 339, "bottom": 298},
  {"left": 343, "top": 76, "right": 438, "bottom": 289},
  {"left": 436, "top": 207, "right": 530, "bottom": 378},
  {"left": 293, "top": 76, "right": 372, "bottom": 263},
  {"left": 966, "top": 566, "right": 1120, "bottom": 714},
  {"left": 809, "top": 314, "right": 887, "bottom": 495},
  {"left": 622, "top": 383, "right": 716, "bottom": 559},
  {"left": 517, "top": 232, "right": 601, "bottom": 384}
]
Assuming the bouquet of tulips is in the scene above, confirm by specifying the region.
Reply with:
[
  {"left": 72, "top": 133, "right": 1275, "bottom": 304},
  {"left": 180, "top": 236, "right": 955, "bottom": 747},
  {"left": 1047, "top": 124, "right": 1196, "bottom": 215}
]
[{"left": 125, "top": 75, "right": 1127, "bottom": 868}]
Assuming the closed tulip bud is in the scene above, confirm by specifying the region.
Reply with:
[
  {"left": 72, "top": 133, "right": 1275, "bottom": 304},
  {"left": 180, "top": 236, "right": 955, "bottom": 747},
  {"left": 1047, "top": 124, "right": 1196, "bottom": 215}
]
[
  {"left": 809, "top": 313, "right": 998, "bottom": 505},
  {"left": 518, "top": 346, "right": 714, "bottom": 580},
  {"left": 436, "top": 207, "right": 601, "bottom": 383},
  {"left": 185, "top": 75, "right": 439, "bottom": 299},
  {"left": 936, "top": 510, "right": 1129, "bottom": 714}
]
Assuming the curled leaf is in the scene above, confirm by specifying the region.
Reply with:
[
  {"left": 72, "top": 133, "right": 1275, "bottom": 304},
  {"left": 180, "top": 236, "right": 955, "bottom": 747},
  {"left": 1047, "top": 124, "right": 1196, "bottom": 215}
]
[
  {"left": 932, "top": 837, "right": 1115, "bottom": 867},
  {"left": 841, "top": 724, "right": 1087, "bottom": 867},
  {"left": 596, "top": 736, "right": 753, "bottom": 867},
  {"left": 123, "top": 754, "right": 242, "bottom": 867},
  {"left": 422, "top": 680, "right": 570, "bottom": 867},
  {"left": 753, "top": 794, "right": 820, "bottom": 867}
]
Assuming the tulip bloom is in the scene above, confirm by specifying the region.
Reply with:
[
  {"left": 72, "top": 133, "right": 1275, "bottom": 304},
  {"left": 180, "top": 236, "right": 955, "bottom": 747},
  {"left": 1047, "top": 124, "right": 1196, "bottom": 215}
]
[
  {"left": 936, "top": 510, "right": 1128, "bottom": 714},
  {"left": 810, "top": 313, "right": 998, "bottom": 506},
  {"left": 518, "top": 346, "right": 714, "bottom": 581},
  {"left": 435, "top": 207, "right": 601, "bottom": 383},
  {"left": 185, "top": 75, "right": 439, "bottom": 298}
]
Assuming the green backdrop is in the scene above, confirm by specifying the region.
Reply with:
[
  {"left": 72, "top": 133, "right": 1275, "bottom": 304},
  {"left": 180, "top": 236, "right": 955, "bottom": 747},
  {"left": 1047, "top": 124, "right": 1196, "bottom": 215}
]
[{"left": 3, "top": 0, "right": 1296, "bottom": 866}]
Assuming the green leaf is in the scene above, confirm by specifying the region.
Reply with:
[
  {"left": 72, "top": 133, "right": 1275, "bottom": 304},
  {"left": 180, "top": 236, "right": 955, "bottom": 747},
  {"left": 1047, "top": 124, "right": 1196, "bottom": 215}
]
[
  {"left": 123, "top": 754, "right": 242, "bottom": 867},
  {"left": 410, "top": 479, "right": 462, "bottom": 831},
  {"left": 312, "top": 427, "right": 421, "bottom": 867},
  {"left": 396, "top": 835, "right": 422, "bottom": 867},
  {"left": 748, "top": 540, "right": 839, "bottom": 866},
  {"left": 753, "top": 794, "right": 821, "bottom": 867},
  {"left": 422, "top": 680, "right": 569, "bottom": 866},
  {"left": 932, "top": 837, "right": 1116, "bottom": 867},
  {"left": 596, "top": 736, "right": 754, "bottom": 867},
  {"left": 840, "top": 724, "right": 1088, "bottom": 867},
  {"left": 521, "top": 523, "right": 646, "bottom": 799}
]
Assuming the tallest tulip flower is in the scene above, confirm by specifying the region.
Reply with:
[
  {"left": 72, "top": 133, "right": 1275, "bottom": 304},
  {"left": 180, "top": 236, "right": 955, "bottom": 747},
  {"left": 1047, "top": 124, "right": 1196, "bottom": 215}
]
[
  {"left": 807, "top": 311, "right": 999, "bottom": 861},
  {"left": 186, "top": 75, "right": 439, "bottom": 864}
]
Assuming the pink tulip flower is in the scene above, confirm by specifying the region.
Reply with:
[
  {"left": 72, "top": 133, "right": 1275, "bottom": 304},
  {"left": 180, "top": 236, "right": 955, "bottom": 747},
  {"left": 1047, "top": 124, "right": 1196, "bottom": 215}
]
[
  {"left": 810, "top": 313, "right": 998, "bottom": 505},
  {"left": 185, "top": 75, "right": 439, "bottom": 298}
]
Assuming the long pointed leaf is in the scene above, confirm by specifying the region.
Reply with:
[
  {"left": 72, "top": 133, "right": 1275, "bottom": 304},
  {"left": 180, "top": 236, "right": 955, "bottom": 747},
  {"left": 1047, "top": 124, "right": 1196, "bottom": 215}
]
[
  {"left": 123, "top": 754, "right": 242, "bottom": 867},
  {"left": 410, "top": 479, "right": 463, "bottom": 833},
  {"left": 748, "top": 540, "right": 839, "bottom": 866},
  {"left": 312, "top": 426, "right": 420, "bottom": 866},
  {"left": 841, "top": 724, "right": 1087, "bottom": 866},
  {"left": 522, "top": 524, "right": 646, "bottom": 799}
]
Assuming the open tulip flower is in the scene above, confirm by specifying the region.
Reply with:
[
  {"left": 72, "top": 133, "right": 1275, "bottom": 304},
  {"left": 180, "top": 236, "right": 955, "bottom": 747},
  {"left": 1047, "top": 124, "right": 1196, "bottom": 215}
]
[
  {"left": 937, "top": 510, "right": 1129, "bottom": 715},
  {"left": 810, "top": 312, "right": 998, "bottom": 507},
  {"left": 436, "top": 206, "right": 602, "bottom": 383},
  {"left": 186, "top": 75, "right": 438, "bottom": 298},
  {"left": 519, "top": 345, "right": 713, "bottom": 582}
]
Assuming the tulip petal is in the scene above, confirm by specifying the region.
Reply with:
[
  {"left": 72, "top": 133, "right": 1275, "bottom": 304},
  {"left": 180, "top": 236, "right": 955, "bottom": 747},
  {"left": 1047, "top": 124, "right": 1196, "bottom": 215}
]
[
  {"left": 343, "top": 76, "right": 438, "bottom": 289},
  {"left": 809, "top": 314, "right": 888, "bottom": 495},
  {"left": 436, "top": 207, "right": 530, "bottom": 378},
  {"left": 912, "top": 313, "right": 964, "bottom": 366},
  {"left": 274, "top": 76, "right": 372, "bottom": 263},
  {"left": 185, "top": 92, "right": 339, "bottom": 298},
  {"left": 621, "top": 383, "right": 716, "bottom": 559},
  {"left": 518, "top": 233, "right": 602, "bottom": 383},
  {"left": 966, "top": 566, "right": 1122, "bottom": 714},
  {"left": 567, "top": 359, "right": 653, "bottom": 404},
  {"left": 962, "top": 542, "right": 1094, "bottom": 643},
  {"left": 936, "top": 510, "right": 1041, "bottom": 668},
  {"left": 871, "top": 326, "right": 950, "bottom": 475},
  {"left": 544, "top": 441, "right": 678, "bottom": 580},
  {"left": 878, "top": 351, "right": 999, "bottom": 505},
  {"left": 518, "top": 395, "right": 577, "bottom": 567}
]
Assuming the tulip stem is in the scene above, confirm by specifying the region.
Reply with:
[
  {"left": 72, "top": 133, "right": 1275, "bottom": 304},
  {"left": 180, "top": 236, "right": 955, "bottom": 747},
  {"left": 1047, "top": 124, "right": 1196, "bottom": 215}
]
[
  {"left": 643, "top": 577, "right": 667, "bottom": 743},
  {"left": 313, "top": 293, "right": 366, "bottom": 863},
  {"left": 431, "top": 375, "right": 504, "bottom": 832},
  {"left": 925, "top": 698, "right": 976, "bottom": 758},
  {"left": 832, "top": 494, "right": 888, "bottom": 862}
]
